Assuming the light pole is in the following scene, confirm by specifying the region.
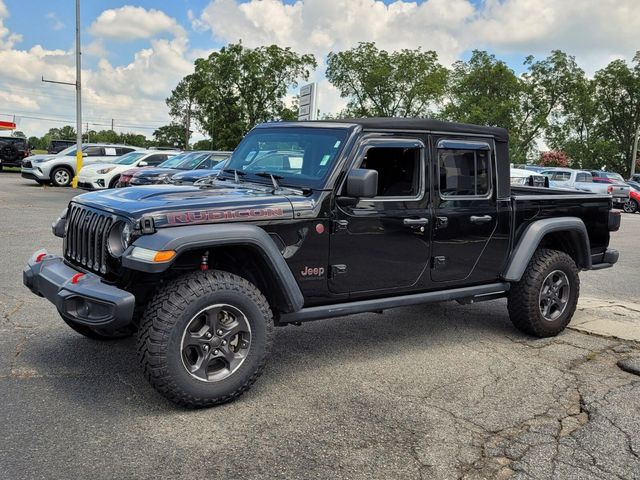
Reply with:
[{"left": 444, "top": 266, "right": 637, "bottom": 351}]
[
  {"left": 631, "top": 124, "right": 640, "bottom": 180},
  {"left": 72, "top": 0, "right": 82, "bottom": 188},
  {"left": 42, "top": 0, "right": 82, "bottom": 188}
]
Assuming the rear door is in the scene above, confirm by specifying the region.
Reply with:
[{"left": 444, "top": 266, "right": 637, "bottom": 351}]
[{"left": 431, "top": 138, "right": 500, "bottom": 284}]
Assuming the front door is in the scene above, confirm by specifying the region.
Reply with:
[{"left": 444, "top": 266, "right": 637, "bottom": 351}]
[
  {"left": 329, "top": 137, "right": 431, "bottom": 294},
  {"left": 431, "top": 137, "right": 499, "bottom": 284}
]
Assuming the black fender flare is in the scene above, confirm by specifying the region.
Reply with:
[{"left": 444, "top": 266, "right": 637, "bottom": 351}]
[
  {"left": 503, "top": 217, "right": 591, "bottom": 282},
  {"left": 122, "top": 224, "right": 304, "bottom": 312}
]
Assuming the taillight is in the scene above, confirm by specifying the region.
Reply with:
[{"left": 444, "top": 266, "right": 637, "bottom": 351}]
[{"left": 607, "top": 186, "right": 613, "bottom": 194}]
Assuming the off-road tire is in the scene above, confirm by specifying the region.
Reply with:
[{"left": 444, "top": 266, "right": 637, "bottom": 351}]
[
  {"left": 137, "top": 270, "right": 274, "bottom": 408},
  {"left": 60, "top": 312, "right": 137, "bottom": 340},
  {"left": 0, "top": 142, "right": 19, "bottom": 163},
  {"left": 508, "top": 248, "right": 579, "bottom": 337},
  {"left": 50, "top": 166, "right": 73, "bottom": 187}
]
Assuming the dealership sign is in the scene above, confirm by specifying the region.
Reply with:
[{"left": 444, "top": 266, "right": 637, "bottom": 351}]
[{"left": 298, "top": 83, "right": 317, "bottom": 121}]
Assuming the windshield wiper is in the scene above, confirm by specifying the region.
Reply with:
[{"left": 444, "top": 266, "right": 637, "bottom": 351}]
[
  {"left": 254, "top": 171, "right": 284, "bottom": 191},
  {"left": 223, "top": 168, "right": 246, "bottom": 184}
]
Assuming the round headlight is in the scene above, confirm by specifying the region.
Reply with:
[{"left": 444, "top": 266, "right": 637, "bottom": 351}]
[{"left": 107, "top": 222, "right": 132, "bottom": 257}]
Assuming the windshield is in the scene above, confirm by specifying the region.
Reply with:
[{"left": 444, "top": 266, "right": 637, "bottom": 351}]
[
  {"left": 543, "top": 171, "right": 571, "bottom": 181},
  {"left": 58, "top": 145, "right": 77, "bottom": 156},
  {"left": 175, "top": 152, "right": 214, "bottom": 170},
  {"left": 114, "top": 151, "right": 147, "bottom": 165},
  {"left": 605, "top": 172, "right": 625, "bottom": 182},
  {"left": 158, "top": 152, "right": 194, "bottom": 168},
  {"left": 223, "top": 127, "right": 349, "bottom": 189}
]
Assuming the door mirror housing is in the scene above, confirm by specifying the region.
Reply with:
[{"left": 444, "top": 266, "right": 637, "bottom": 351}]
[{"left": 345, "top": 168, "right": 378, "bottom": 198}]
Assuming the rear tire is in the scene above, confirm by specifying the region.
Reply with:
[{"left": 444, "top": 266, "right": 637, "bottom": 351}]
[
  {"left": 50, "top": 166, "right": 73, "bottom": 187},
  {"left": 60, "top": 313, "right": 137, "bottom": 340},
  {"left": 508, "top": 248, "right": 579, "bottom": 337},
  {"left": 137, "top": 270, "right": 274, "bottom": 408}
]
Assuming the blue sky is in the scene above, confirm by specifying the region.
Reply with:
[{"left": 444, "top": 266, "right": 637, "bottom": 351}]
[{"left": 0, "top": 0, "right": 637, "bottom": 138}]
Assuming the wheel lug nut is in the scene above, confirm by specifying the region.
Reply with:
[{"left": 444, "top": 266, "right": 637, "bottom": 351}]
[
  {"left": 206, "top": 333, "right": 212, "bottom": 338},
  {"left": 216, "top": 329, "right": 223, "bottom": 336},
  {"left": 213, "top": 349, "right": 219, "bottom": 355},
  {"left": 203, "top": 345, "right": 209, "bottom": 351},
  {"left": 222, "top": 340, "right": 227, "bottom": 346}
]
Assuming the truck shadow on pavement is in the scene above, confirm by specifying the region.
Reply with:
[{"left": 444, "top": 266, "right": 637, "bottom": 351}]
[{"left": 23, "top": 300, "right": 524, "bottom": 411}]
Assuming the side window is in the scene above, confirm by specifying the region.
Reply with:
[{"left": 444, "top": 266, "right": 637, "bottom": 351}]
[
  {"left": 83, "top": 146, "right": 103, "bottom": 157},
  {"left": 551, "top": 171, "right": 571, "bottom": 181},
  {"left": 357, "top": 146, "right": 422, "bottom": 198},
  {"left": 116, "top": 147, "right": 135, "bottom": 155},
  {"left": 576, "top": 172, "right": 591, "bottom": 183},
  {"left": 145, "top": 154, "right": 166, "bottom": 166},
  {"left": 438, "top": 148, "right": 490, "bottom": 197}
]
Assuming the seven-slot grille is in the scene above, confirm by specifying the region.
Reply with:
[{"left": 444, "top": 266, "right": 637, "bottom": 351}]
[{"left": 64, "top": 204, "right": 115, "bottom": 274}]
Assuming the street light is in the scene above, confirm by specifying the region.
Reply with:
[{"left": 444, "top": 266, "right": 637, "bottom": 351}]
[{"left": 41, "top": 0, "right": 82, "bottom": 188}]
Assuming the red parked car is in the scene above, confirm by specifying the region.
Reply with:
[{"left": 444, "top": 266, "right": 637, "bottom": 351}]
[{"left": 624, "top": 181, "right": 640, "bottom": 214}]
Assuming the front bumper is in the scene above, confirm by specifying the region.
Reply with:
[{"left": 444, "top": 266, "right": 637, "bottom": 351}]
[
  {"left": 23, "top": 251, "right": 135, "bottom": 328},
  {"left": 21, "top": 167, "right": 48, "bottom": 181}
]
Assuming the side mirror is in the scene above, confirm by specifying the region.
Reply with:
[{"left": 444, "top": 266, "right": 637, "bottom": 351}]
[
  {"left": 138, "top": 161, "right": 148, "bottom": 167},
  {"left": 345, "top": 168, "right": 378, "bottom": 198}
]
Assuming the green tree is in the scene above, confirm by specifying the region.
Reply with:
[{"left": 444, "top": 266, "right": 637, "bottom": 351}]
[
  {"left": 591, "top": 53, "right": 640, "bottom": 175},
  {"left": 58, "top": 125, "right": 76, "bottom": 140},
  {"left": 514, "top": 50, "right": 585, "bottom": 162},
  {"left": 182, "top": 42, "right": 315, "bottom": 150},
  {"left": 167, "top": 74, "right": 197, "bottom": 150},
  {"left": 326, "top": 42, "right": 447, "bottom": 117},
  {"left": 153, "top": 124, "right": 185, "bottom": 149},
  {"left": 192, "top": 139, "right": 214, "bottom": 150}
]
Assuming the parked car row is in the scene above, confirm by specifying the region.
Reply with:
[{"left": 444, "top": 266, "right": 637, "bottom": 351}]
[{"left": 16, "top": 142, "right": 231, "bottom": 188}]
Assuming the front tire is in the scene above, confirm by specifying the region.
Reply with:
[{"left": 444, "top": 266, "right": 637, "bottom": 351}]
[
  {"left": 50, "top": 166, "right": 72, "bottom": 187},
  {"left": 624, "top": 199, "right": 638, "bottom": 214},
  {"left": 108, "top": 175, "right": 120, "bottom": 189},
  {"left": 137, "top": 270, "right": 274, "bottom": 408},
  {"left": 508, "top": 248, "right": 579, "bottom": 337}
]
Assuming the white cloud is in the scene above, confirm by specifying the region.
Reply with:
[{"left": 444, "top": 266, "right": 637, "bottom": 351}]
[
  {"left": 89, "top": 5, "right": 186, "bottom": 41},
  {"left": 46, "top": 12, "right": 65, "bottom": 31},
  {"left": 0, "top": 4, "right": 192, "bottom": 137},
  {"left": 0, "top": 0, "right": 22, "bottom": 49}
]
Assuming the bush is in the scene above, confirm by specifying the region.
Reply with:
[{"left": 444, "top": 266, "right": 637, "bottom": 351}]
[{"left": 539, "top": 150, "right": 570, "bottom": 168}]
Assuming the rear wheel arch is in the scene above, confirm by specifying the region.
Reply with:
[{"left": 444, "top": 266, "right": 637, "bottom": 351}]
[{"left": 504, "top": 217, "right": 591, "bottom": 282}]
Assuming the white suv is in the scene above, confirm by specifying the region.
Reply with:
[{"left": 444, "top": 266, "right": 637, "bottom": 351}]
[
  {"left": 77, "top": 150, "right": 181, "bottom": 190},
  {"left": 21, "top": 144, "right": 142, "bottom": 187}
]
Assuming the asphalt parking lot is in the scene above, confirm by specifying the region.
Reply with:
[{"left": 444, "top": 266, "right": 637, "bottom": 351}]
[{"left": 1, "top": 172, "right": 640, "bottom": 480}]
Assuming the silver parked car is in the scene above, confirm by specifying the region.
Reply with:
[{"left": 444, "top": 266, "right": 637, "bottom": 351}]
[
  {"left": 542, "top": 169, "right": 630, "bottom": 206},
  {"left": 21, "top": 143, "right": 143, "bottom": 187}
]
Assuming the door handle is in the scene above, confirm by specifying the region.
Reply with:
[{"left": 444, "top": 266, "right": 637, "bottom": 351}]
[
  {"left": 403, "top": 218, "right": 429, "bottom": 226},
  {"left": 470, "top": 215, "right": 493, "bottom": 224}
]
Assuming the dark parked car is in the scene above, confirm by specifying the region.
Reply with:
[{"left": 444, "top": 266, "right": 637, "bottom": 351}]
[
  {"left": 171, "top": 158, "right": 229, "bottom": 185},
  {"left": 0, "top": 136, "right": 30, "bottom": 170},
  {"left": 24, "top": 118, "right": 620, "bottom": 408},
  {"left": 47, "top": 139, "right": 75, "bottom": 154},
  {"left": 129, "top": 151, "right": 230, "bottom": 186}
]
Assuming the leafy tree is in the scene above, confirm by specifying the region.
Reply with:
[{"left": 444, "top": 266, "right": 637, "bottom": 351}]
[
  {"left": 57, "top": 125, "right": 77, "bottom": 140},
  {"left": 167, "top": 75, "right": 197, "bottom": 150},
  {"left": 153, "top": 124, "right": 186, "bottom": 149},
  {"left": 185, "top": 43, "right": 315, "bottom": 150},
  {"left": 591, "top": 54, "right": 640, "bottom": 175},
  {"left": 192, "top": 139, "right": 214, "bottom": 150},
  {"left": 513, "top": 51, "right": 585, "bottom": 162},
  {"left": 326, "top": 42, "right": 447, "bottom": 117}
]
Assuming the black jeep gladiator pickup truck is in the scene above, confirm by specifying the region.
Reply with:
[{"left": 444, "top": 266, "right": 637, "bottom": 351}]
[{"left": 24, "top": 118, "right": 620, "bottom": 407}]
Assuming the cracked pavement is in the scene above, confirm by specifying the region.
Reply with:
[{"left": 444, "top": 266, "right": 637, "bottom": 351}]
[{"left": 1, "top": 173, "right": 640, "bottom": 480}]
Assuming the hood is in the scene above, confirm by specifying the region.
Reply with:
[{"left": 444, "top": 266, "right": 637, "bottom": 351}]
[
  {"left": 172, "top": 169, "right": 217, "bottom": 181},
  {"left": 27, "top": 153, "right": 58, "bottom": 163},
  {"left": 73, "top": 183, "right": 296, "bottom": 225},
  {"left": 80, "top": 162, "right": 120, "bottom": 173}
]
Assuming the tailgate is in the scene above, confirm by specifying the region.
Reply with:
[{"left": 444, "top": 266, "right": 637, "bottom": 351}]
[{"left": 610, "top": 184, "right": 630, "bottom": 199}]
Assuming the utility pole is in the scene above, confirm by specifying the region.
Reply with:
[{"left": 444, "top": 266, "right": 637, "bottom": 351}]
[
  {"left": 42, "top": 0, "right": 82, "bottom": 188},
  {"left": 111, "top": 118, "right": 114, "bottom": 131},
  {"left": 631, "top": 124, "right": 640, "bottom": 180}
]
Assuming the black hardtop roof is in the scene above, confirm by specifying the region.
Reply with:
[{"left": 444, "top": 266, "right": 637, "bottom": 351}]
[{"left": 259, "top": 118, "right": 508, "bottom": 142}]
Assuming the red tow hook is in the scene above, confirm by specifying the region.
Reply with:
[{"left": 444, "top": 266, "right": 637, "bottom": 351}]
[
  {"left": 35, "top": 253, "right": 47, "bottom": 263},
  {"left": 71, "top": 273, "right": 85, "bottom": 284}
]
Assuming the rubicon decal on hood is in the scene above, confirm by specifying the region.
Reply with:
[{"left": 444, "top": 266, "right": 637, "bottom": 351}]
[{"left": 153, "top": 206, "right": 289, "bottom": 226}]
